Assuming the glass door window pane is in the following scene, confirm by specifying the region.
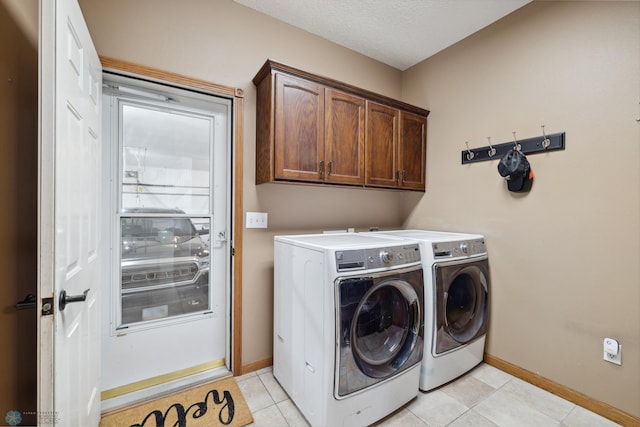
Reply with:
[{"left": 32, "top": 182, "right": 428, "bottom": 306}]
[
  {"left": 117, "top": 101, "right": 215, "bottom": 328},
  {"left": 119, "top": 215, "right": 211, "bottom": 326},
  {"left": 121, "top": 103, "right": 212, "bottom": 215}
]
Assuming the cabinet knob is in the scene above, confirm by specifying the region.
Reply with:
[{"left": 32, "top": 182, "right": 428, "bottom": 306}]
[
  {"left": 319, "top": 160, "right": 325, "bottom": 175},
  {"left": 327, "top": 161, "right": 333, "bottom": 176}
]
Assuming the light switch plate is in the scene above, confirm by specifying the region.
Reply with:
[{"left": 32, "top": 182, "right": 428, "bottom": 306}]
[{"left": 246, "top": 212, "right": 268, "bottom": 228}]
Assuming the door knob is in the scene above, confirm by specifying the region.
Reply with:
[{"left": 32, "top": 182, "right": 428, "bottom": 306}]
[
  {"left": 59, "top": 288, "right": 90, "bottom": 311},
  {"left": 15, "top": 293, "right": 37, "bottom": 310}
]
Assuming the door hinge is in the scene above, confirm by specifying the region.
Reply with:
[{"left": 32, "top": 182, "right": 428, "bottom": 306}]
[{"left": 41, "top": 297, "right": 54, "bottom": 316}]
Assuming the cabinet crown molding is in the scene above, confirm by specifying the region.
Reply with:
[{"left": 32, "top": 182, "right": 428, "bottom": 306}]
[{"left": 252, "top": 59, "right": 430, "bottom": 118}]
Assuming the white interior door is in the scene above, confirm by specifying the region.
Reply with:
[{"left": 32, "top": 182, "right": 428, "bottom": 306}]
[{"left": 38, "top": 0, "right": 102, "bottom": 425}]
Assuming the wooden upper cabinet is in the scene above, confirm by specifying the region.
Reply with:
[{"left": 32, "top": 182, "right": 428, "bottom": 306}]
[
  {"left": 274, "top": 73, "right": 324, "bottom": 182},
  {"left": 325, "top": 89, "right": 365, "bottom": 184},
  {"left": 399, "top": 111, "right": 427, "bottom": 190},
  {"left": 253, "top": 59, "right": 429, "bottom": 190},
  {"left": 366, "top": 102, "right": 399, "bottom": 187},
  {"left": 366, "top": 104, "right": 428, "bottom": 190}
]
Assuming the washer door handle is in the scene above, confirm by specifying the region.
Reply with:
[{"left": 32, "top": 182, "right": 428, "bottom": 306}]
[{"left": 409, "top": 299, "right": 421, "bottom": 334}]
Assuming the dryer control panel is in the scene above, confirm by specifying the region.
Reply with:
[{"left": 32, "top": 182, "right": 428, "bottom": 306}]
[
  {"left": 432, "top": 238, "right": 486, "bottom": 259},
  {"left": 335, "top": 244, "right": 421, "bottom": 271}
]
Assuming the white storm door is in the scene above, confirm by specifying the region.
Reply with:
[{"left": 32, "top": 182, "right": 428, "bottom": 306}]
[
  {"left": 99, "top": 85, "right": 231, "bottom": 402},
  {"left": 38, "top": 0, "right": 102, "bottom": 425}
]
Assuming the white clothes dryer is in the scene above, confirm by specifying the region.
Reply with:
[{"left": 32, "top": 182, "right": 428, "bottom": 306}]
[
  {"left": 274, "top": 233, "right": 425, "bottom": 427},
  {"left": 367, "top": 230, "right": 490, "bottom": 391}
]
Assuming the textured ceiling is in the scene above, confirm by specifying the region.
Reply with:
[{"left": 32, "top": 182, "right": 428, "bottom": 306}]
[{"left": 234, "top": 0, "right": 532, "bottom": 70}]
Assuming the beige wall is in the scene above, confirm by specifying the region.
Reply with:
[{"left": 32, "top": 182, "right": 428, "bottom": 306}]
[
  {"left": 402, "top": 1, "right": 639, "bottom": 417},
  {"left": 78, "top": 0, "right": 640, "bottom": 417},
  {"left": 78, "top": 0, "right": 405, "bottom": 369},
  {"left": 0, "top": 3, "right": 38, "bottom": 425}
]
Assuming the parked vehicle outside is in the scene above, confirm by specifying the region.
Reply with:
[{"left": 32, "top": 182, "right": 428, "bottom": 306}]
[{"left": 119, "top": 208, "right": 210, "bottom": 325}]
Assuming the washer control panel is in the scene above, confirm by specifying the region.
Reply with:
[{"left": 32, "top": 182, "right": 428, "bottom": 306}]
[
  {"left": 432, "top": 238, "right": 486, "bottom": 259},
  {"left": 335, "top": 244, "right": 421, "bottom": 271}
]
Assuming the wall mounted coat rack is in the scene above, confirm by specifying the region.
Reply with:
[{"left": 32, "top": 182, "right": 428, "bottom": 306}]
[{"left": 461, "top": 131, "right": 565, "bottom": 164}]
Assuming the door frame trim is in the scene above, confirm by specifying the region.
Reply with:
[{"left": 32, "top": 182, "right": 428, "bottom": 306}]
[
  {"left": 37, "top": 0, "right": 55, "bottom": 415},
  {"left": 98, "top": 56, "right": 244, "bottom": 375}
]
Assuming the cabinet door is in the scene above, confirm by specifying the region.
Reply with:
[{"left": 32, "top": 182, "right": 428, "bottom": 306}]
[
  {"left": 325, "top": 89, "right": 365, "bottom": 184},
  {"left": 365, "top": 102, "right": 399, "bottom": 187},
  {"left": 275, "top": 73, "right": 325, "bottom": 182},
  {"left": 399, "top": 111, "right": 427, "bottom": 190}
]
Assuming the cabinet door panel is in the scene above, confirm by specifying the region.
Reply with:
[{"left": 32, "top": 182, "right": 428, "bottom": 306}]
[
  {"left": 325, "top": 89, "right": 365, "bottom": 184},
  {"left": 399, "top": 112, "right": 427, "bottom": 190},
  {"left": 366, "top": 102, "right": 398, "bottom": 187},
  {"left": 275, "top": 74, "right": 324, "bottom": 181}
]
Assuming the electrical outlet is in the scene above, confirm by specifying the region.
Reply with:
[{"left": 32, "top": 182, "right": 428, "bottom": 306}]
[
  {"left": 603, "top": 338, "right": 622, "bottom": 365},
  {"left": 246, "top": 212, "right": 268, "bottom": 228},
  {"left": 604, "top": 347, "right": 622, "bottom": 365}
]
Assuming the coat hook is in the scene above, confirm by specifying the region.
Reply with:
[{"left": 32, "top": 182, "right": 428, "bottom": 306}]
[
  {"left": 541, "top": 125, "right": 551, "bottom": 149},
  {"left": 487, "top": 137, "right": 496, "bottom": 157},
  {"left": 512, "top": 132, "right": 521, "bottom": 151},
  {"left": 465, "top": 141, "right": 475, "bottom": 161}
]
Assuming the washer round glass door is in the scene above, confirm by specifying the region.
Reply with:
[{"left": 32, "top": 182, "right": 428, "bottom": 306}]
[{"left": 351, "top": 279, "right": 420, "bottom": 378}]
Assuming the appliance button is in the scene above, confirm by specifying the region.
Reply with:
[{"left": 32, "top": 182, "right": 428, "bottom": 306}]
[
  {"left": 379, "top": 251, "right": 393, "bottom": 263},
  {"left": 460, "top": 242, "right": 468, "bottom": 254}
]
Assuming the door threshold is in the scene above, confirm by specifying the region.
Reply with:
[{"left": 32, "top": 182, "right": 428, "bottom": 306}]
[{"left": 100, "top": 363, "right": 230, "bottom": 413}]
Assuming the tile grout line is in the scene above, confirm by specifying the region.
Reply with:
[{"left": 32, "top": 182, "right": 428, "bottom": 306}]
[
  {"left": 439, "top": 370, "right": 510, "bottom": 425},
  {"left": 255, "top": 370, "right": 296, "bottom": 427},
  {"left": 479, "top": 376, "right": 579, "bottom": 427}
]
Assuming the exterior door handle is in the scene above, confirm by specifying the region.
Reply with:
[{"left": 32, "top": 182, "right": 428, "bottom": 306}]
[{"left": 59, "top": 288, "right": 90, "bottom": 311}]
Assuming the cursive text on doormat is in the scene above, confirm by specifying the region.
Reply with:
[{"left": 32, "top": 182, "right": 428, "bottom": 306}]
[{"left": 132, "top": 388, "right": 235, "bottom": 427}]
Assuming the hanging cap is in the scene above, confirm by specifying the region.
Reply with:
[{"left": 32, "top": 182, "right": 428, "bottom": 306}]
[{"left": 497, "top": 149, "right": 534, "bottom": 192}]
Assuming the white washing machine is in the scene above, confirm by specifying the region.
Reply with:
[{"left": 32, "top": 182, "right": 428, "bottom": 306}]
[
  {"left": 274, "top": 233, "right": 425, "bottom": 427},
  {"left": 368, "top": 230, "right": 490, "bottom": 391}
]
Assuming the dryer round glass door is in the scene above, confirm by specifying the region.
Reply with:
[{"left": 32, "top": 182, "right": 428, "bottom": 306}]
[{"left": 434, "top": 259, "right": 489, "bottom": 354}]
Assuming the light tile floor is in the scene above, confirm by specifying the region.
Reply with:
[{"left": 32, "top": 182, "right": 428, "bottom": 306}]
[{"left": 236, "top": 363, "right": 622, "bottom": 427}]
